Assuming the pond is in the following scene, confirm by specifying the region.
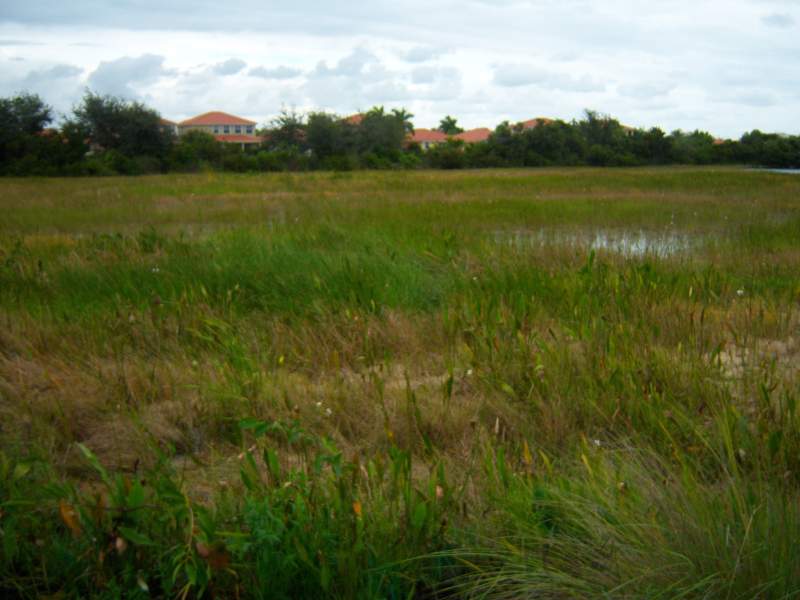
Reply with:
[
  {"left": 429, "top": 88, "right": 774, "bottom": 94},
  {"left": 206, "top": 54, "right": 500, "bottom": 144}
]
[{"left": 494, "top": 228, "right": 695, "bottom": 257}]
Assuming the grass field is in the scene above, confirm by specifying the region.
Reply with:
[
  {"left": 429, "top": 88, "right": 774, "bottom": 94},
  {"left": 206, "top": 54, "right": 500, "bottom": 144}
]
[{"left": 2, "top": 167, "right": 800, "bottom": 598}]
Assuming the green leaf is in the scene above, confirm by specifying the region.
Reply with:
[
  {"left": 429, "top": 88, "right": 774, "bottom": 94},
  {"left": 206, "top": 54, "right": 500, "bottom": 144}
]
[
  {"left": 126, "top": 481, "right": 146, "bottom": 510},
  {"left": 239, "top": 418, "right": 268, "bottom": 436},
  {"left": 12, "top": 462, "right": 31, "bottom": 481},
  {"left": 500, "top": 382, "right": 516, "bottom": 399},
  {"left": 411, "top": 502, "right": 428, "bottom": 532},
  {"left": 77, "top": 443, "right": 111, "bottom": 485},
  {"left": 118, "top": 526, "right": 155, "bottom": 546}
]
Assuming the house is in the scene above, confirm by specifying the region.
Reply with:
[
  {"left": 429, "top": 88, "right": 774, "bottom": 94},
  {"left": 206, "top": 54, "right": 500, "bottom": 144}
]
[
  {"left": 453, "top": 128, "right": 492, "bottom": 144},
  {"left": 518, "top": 117, "right": 554, "bottom": 131},
  {"left": 343, "top": 113, "right": 365, "bottom": 125},
  {"left": 178, "top": 111, "right": 263, "bottom": 149},
  {"left": 408, "top": 128, "right": 448, "bottom": 150},
  {"left": 159, "top": 118, "right": 178, "bottom": 137}
]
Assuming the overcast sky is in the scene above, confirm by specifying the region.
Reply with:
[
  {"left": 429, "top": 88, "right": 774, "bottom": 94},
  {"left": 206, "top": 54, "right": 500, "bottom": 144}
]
[{"left": 1, "top": 1, "right": 797, "bottom": 137}]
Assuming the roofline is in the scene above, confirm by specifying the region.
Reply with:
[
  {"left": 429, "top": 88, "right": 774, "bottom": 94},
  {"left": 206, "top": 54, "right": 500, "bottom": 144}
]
[{"left": 178, "top": 111, "right": 257, "bottom": 126}]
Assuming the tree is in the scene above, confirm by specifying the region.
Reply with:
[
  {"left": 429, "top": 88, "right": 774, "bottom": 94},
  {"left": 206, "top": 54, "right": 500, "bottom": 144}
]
[
  {"left": 357, "top": 106, "right": 406, "bottom": 158},
  {"left": 0, "top": 93, "right": 62, "bottom": 173},
  {"left": 306, "top": 112, "right": 351, "bottom": 160},
  {"left": 0, "top": 93, "right": 52, "bottom": 138},
  {"left": 266, "top": 108, "right": 305, "bottom": 150},
  {"left": 438, "top": 115, "right": 463, "bottom": 135},
  {"left": 70, "top": 91, "right": 171, "bottom": 160},
  {"left": 169, "top": 130, "right": 223, "bottom": 171},
  {"left": 391, "top": 108, "right": 415, "bottom": 134}
]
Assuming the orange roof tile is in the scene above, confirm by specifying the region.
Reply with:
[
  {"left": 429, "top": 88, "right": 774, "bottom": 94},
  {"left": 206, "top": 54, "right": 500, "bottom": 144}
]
[
  {"left": 180, "top": 111, "right": 257, "bottom": 126},
  {"left": 409, "top": 128, "right": 449, "bottom": 143},
  {"left": 343, "top": 113, "right": 364, "bottom": 125},
  {"left": 453, "top": 128, "right": 492, "bottom": 143},
  {"left": 519, "top": 117, "right": 554, "bottom": 130},
  {"left": 214, "top": 134, "right": 264, "bottom": 144}
]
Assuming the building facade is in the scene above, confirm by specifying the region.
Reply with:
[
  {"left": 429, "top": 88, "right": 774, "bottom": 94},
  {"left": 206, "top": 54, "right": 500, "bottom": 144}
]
[{"left": 177, "top": 111, "right": 263, "bottom": 148}]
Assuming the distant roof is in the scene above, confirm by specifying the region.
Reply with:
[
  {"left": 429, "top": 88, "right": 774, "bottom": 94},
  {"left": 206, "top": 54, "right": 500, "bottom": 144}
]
[
  {"left": 343, "top": 113, "right": 364, "bottom": 125},
  {"left": 519, "top": 118, "right": 554, "bottom": 130},
  {"left": 454, "top": 128, "right": 492, "bottom": 143},
  {"left": 159, "top": 118, "right": 177, "bottom": 126},
  {"left": 180, "top": 111, "right": 257, "bottom": 126},
  {"left": 215, "top": 134, "right": 264, "bottom": 144},
  {"left": 409, "top": 128, "right": 448, "bottom": 143}
]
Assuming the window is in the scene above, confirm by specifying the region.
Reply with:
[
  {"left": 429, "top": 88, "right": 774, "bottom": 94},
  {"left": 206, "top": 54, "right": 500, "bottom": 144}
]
[
  {"left": 246, "top": 126, "right": 253, "bottom": 134},
  {"left": 235, "top": 125, "right": 242, "bottom": 133},
  {"left": 224, "top": 126, "right": 230, "bottom": 134},
  {"left": 214, "top": 126, "right": 219, "bottom": 134}
]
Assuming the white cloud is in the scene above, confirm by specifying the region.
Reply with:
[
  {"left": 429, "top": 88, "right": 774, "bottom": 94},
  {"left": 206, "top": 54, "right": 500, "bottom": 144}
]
[
  {"left": 402, "top": 46, "right": 446, "bottom": 63},
  {"left": 87, "top": 54, "right": 172, "bottom": 98},
  {"left": 249, "top": 65, "right": 302, "bottom": 79},
  {"left": 0, "top": 1, "right": 798, "bottom": 136},
  {"left": 212, "top": 58, "right": 247, "bottom": 75},
  {"left": 618, "top": 82, "right": 676, "bottom": 99},
  {"left": 761, "top": 13, "right": 795, "bottom": 28},
  {"left": 493, "top": 64, "right": 604, "bottom": 92}
]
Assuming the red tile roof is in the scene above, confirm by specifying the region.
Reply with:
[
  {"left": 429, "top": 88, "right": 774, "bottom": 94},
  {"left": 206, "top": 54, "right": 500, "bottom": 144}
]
[
  {"left": 180, "top": 111, "right": 257, "bottom": 126},
  {"left": 215, "top": 134, "right": 264, "bottom": 144},
  {"left": 519, "top": 117, "right": 554, "bottom": 130},
  {"left": 453, "top": 128, "right": 492, "bottom": 143},
  {"left": 409, "top": 128, "right": 448, "bottom": 143},
  {"left": 343, "top": 113, "right": 364, "bottom": 125}
]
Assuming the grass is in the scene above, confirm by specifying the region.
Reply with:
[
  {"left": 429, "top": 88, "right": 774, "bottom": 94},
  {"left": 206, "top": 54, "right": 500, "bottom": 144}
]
[{"left": 1, "top": 167, "right": 800, "bottom": 598}]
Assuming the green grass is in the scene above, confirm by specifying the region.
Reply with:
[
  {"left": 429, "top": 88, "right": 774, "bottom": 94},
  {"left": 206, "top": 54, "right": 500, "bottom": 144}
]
[{"left": 1, "top": 167, "right": 800, "bottom": 598}]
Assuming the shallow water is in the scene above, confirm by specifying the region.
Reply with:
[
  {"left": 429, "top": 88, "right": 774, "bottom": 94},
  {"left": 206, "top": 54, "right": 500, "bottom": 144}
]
[
  {"left": 494, "top": 228, "right": 695, "bottom": 257},
  {"left": 756, "top": 169, "right": 800, "bottom": 175}
]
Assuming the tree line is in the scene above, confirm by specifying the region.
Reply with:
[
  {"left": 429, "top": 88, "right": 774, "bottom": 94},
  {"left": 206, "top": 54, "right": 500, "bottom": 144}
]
[{"left": 1, "top": 91, "right": 798, "bottom": 176}]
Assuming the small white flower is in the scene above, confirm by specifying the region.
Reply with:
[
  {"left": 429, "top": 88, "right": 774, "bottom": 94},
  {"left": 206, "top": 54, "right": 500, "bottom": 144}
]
[
  {"left": 316, "top": 401, "right": 323, "bottom": 408},
  {"left": 325, "top": 408, "right": 332, "bottom": 417},
  {"left": 593, "top": 439, "right": 602, "bottom": 447},
  {"left": 736, "top": 289, "right": 745, "bottom": 297},
  {"left": 151, "top": 267, "right": 160, "bottom": 273},
  {"left": 128, "top": 314, "right": 136, "bottom": 323},
  {"left": 472, "top": 276, "right": 478, "bottom": 281},
  {"left": 466, "top": 369, "right": 473, "bottom": 376}
]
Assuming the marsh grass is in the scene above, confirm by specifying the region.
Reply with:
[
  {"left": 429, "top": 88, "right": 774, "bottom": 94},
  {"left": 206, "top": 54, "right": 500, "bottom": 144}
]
[{"left": 1, "top": 167, "right": 800, "bottom": 598}]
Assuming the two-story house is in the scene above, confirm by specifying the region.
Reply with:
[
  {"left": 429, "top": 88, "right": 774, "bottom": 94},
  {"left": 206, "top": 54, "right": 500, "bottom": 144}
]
[{"left": 178, "top": 111, "right": 263, "bottom": 149}]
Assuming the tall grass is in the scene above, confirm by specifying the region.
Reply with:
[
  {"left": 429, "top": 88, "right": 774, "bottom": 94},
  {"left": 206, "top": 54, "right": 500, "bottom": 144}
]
[{"left": 1, "top": 168, "right": 799, "bottom": 598}]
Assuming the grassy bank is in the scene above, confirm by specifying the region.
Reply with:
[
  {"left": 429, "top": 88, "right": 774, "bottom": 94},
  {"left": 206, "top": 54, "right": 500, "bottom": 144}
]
[{"left": 1, "top": 168, "right": 799, "bottom": 598}]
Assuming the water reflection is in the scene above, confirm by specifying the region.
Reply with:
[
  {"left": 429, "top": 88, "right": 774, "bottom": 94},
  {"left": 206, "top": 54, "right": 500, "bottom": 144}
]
[{"left": 494, "top": 229, "right": 694, "bottom": 257}]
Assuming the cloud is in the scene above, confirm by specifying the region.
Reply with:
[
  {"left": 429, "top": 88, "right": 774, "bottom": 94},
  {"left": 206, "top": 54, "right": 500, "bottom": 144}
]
[
  {"left": 303, "top": 47, "right": 413, "bottom": 112},
  {"left": 761, "top": 13, "right": 794, "bottom": 28},
  {"left": 720, "top": 91, "right": 778, "bottom": 107},
  {"left": 493, "top": 64, "right": 605, "bottom": 92},
  {"left": 618, "top": 82, "right": 675, "bottom": 98},
  {"left": 249, "top": 65, "right": 302, "bottom": 79},
  {"left": 409, "top": 65, "right": 462, "bottom": 99},
  {"left": 312, "top": 47, "right": 378, "bottom": 77},
  {"left": 0, "top": 39, "right": 44, "bottom": 46},
  {"left": 24, "top": 64, "right": 83, "bottom": 82},
  {"left": 411, "top": 66, "right": 438, "bottom": 84},
  {"left": 87, "top": 54, "right": 171, "bottom": 98},
  {"left": 212, "top": 58, "right": 246, "bottom": 75},
  {"left": 402, "top": 46, "right": 446, "bottom": 63}
]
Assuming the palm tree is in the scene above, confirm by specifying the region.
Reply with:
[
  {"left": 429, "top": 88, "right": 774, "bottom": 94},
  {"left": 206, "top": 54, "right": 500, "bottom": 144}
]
[
  {"left": 438, "top": 115, "right": 463, "bottom": 135},
  {"left": 391, "top": 108, "right": 415, "bottom": 134}
]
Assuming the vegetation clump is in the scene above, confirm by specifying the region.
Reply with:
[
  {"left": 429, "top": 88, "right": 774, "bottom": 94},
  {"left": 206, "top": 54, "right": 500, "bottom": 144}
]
[{"left": 1, "top": 168, "right": 800, "bottom": 597}]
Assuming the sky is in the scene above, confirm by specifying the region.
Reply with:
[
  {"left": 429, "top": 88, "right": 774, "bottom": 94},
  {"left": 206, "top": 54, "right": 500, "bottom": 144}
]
[{"left": 0, "top": 1, "right": 797, "bottom": 138}]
